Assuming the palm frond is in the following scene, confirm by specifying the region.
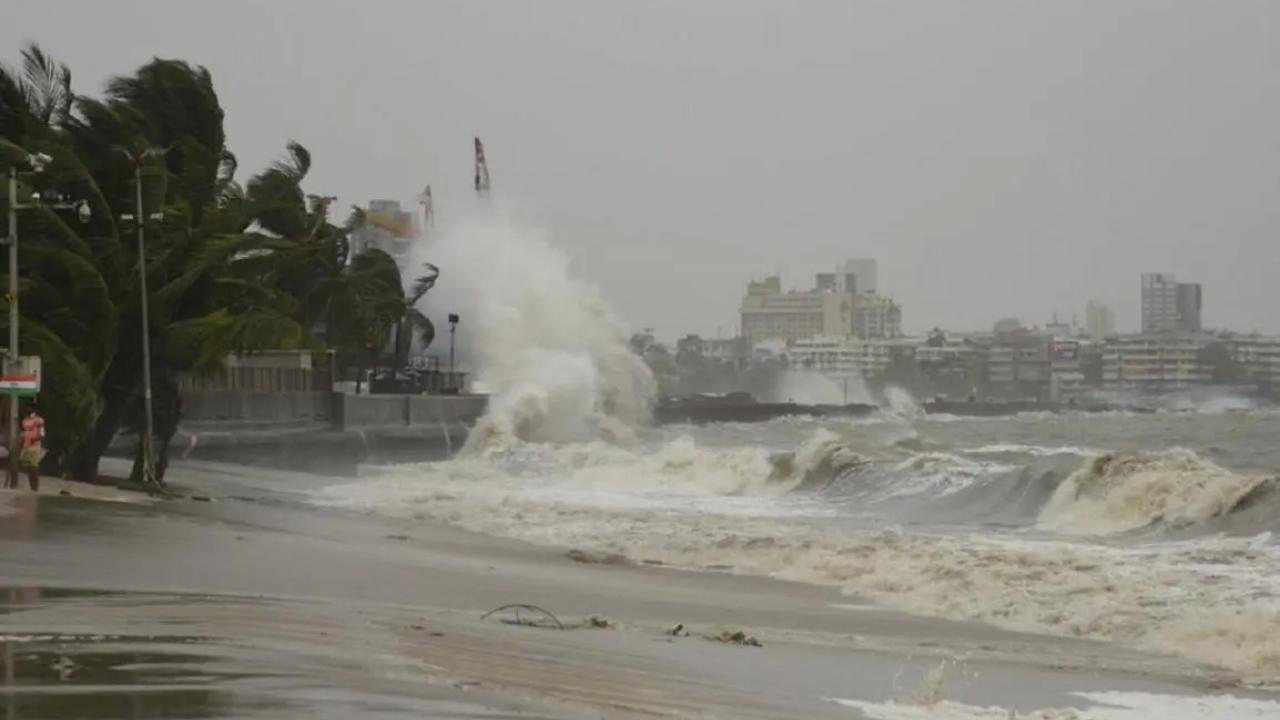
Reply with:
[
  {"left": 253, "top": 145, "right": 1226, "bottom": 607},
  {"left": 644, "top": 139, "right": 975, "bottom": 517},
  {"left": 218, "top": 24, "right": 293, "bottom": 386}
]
[
  {"left": 409, "top": 262, "right": 440, "bottom": 303},
  {"left": 20, "top": 44, "right": 72, "bottom": 126}
]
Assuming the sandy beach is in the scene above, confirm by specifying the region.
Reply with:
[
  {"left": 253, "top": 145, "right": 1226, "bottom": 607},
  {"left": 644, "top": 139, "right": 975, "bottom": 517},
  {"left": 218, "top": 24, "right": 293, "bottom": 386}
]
[{"left": 4, "top": 457, "right": 1276, "bottom": 719}]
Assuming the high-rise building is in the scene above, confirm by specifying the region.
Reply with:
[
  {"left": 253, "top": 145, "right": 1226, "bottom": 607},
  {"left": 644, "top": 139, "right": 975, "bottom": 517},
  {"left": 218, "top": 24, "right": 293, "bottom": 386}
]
[
  {"left": 843, "top": 258, "right": 877, "bottom": 295},
  {"left": 1141, "top": 273, "right": 1201, "bottom": 334},
  {"left": 815, "top": 258, "right": 877, "bottom": 295},
  {"left": 1141, "top": 273, "right": 1179, "bottom": 333},
  {"left": 1176, "top": 282, "right": 1202, "bottom": 332},
  {"left": 1085, "top": 300, "right": 1116, "bottom": 339}
]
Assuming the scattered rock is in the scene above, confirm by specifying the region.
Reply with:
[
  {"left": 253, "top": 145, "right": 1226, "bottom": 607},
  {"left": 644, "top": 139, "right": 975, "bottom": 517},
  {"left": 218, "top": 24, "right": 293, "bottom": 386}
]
[
  {"left": 587, "top": 615, "right": 613, "bottom": 629},
  {"left": 642, "top": 559, "right": 665, "bottom": 566},
  {"left": 565, "top": 549, "right": 631, "bottom": 566},
  {"left": 386, "top": 533, "right": 411, "bottom": 541},
  {"left": 666, "top": 623, "right": 688, "bottom": 637},
  {"left": 58, "top": 490, "right": 72, "bottom": 497}
]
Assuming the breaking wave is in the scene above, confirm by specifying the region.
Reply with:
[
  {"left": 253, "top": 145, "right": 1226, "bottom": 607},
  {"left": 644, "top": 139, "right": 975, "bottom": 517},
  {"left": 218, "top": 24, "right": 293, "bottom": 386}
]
[
  {"left": 320, "top": 429, "right": 1280, "bottom": 681},
  {"left": 1038, "top": 449, "right": 1276, "bottom": 535},
  {"left": 416, "top": 210, "right": 654, "bottom": 446}
]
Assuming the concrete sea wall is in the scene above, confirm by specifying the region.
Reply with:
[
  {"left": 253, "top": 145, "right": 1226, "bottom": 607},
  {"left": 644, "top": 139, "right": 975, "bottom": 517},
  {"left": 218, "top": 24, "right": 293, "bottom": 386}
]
[{"left": 117, "top": 392, "right": 491, "bottom": 476}]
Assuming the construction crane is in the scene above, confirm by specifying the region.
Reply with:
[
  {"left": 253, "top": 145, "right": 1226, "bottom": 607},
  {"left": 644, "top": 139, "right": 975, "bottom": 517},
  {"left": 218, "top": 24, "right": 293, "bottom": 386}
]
[{"left": 474, "top": 137, "right": 491, "bottom": 197}]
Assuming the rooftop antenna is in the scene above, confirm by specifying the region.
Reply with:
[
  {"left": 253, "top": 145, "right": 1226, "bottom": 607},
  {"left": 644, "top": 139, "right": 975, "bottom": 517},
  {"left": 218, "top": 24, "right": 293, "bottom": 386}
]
[{"left": 474, "top": 137, "right": 491, "bottom": 197}]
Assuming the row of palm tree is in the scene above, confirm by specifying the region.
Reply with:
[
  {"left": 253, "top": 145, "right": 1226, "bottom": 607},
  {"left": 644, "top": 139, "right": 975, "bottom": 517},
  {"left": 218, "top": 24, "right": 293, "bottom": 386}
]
[{"left": 0, "top": 44, "right": 436, "bottom": 484}]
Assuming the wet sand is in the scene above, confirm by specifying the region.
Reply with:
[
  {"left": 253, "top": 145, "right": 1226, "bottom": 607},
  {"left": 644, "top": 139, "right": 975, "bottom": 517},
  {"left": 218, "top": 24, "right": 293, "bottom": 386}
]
[{"left": 0, "top": 459, "right": 1269, "bottom": 718}]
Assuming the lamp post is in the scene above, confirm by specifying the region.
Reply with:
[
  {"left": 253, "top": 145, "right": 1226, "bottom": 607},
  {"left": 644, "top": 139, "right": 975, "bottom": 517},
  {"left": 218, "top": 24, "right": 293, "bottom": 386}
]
[
  {"left": 119, "top": 147, "right": 166, "bottom": 488},
  {"left": 3, "top": 153, "right": 90, "bottom": 487},
  {"left": 447, "top": 314, "right": 460, "bottom": 392}
]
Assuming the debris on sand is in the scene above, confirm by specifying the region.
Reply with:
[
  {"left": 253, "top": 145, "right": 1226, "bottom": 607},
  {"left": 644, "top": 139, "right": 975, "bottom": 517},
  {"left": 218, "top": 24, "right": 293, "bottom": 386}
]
[
  {"left": 565, "top": 548, "right": 631, "bottom": 565},
  {"left": 481, "top": 604, "right": 565, "bottom": 629},
  {"left": 706, "top": 629, "right": 762, "bottom": 647}
]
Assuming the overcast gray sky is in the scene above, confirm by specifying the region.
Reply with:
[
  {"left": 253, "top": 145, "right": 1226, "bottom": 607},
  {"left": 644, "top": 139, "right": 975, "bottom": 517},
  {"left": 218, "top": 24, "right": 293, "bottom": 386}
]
[{"left": 6, "top": 0, "right": 1279, "bottom": 338}]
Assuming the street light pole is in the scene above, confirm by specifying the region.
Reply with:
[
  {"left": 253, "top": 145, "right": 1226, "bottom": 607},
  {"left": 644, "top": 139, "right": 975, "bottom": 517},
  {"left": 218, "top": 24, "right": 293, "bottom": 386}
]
[
  {"left": 447, "top": 313, "right": 460, "bottom": 376},
  {"left": 6, "top": 168, "right": 17, "bottom": 488},
  {"left": 133, "top": 161, "right": 157, "bottom": 488}
]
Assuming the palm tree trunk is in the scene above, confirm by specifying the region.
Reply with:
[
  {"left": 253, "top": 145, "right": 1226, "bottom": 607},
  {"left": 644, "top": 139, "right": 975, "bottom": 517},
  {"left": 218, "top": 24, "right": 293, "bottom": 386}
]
[{"left": 68, "top": 357, "right": 137, "bottom": 482}]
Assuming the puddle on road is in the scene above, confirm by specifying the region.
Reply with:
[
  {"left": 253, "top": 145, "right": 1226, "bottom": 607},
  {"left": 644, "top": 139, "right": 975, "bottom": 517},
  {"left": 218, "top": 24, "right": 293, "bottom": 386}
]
[
  {"left": 0, "top": 587, "right": 522, "bottom": 720},
  {"left": 1, "top": 632, "right": 245, "bottom": 719}
]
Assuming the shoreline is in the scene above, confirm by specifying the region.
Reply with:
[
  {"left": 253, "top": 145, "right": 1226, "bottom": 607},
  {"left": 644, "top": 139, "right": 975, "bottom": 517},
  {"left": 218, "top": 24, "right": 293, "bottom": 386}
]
[{"left": 4, "top": 458, "right": 1274, "bottom": 718}]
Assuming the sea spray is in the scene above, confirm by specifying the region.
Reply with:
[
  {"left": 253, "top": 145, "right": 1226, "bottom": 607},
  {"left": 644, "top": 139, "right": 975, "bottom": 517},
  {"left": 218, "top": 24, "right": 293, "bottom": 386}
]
[
  {"left": 883, "top": 386, "right": 923, "bottom": 418},
  {"left": 411, "top": 209, "right": 654, "bottom": 445}
]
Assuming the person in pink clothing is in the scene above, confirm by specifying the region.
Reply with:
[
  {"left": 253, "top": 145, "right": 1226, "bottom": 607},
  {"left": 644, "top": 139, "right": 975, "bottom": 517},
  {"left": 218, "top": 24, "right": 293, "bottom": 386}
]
[{"left": 18, "top": 403, "right": 45, "bottom": 491}]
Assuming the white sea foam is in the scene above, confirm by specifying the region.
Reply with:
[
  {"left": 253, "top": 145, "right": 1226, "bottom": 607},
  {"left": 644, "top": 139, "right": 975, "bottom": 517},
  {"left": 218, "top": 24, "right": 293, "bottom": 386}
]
[
  {"left": 321, "top": 435, "right": 1280, "bottom": 682},
  {"left": 881, "top": 453, "right": 1013, "bottom": 498},
  {"left": 965, "top": 443, "right": 1100, "bottom": 457},
  {"left": 828, "top": 690, "right": 1280, "bottom": 719}
]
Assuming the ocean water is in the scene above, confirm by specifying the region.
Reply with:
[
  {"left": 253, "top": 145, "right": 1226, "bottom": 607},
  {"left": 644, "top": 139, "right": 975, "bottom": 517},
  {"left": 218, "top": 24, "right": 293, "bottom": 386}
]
[
  {"left": 319, "top": 409, "right": 1280, "bottom": 686},
  {"left": 321, "top": 211, "right": 1280, "bottom": 688}
]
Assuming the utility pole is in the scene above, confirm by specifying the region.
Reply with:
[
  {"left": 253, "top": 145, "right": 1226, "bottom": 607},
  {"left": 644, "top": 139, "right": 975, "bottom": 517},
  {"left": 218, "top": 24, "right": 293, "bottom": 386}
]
[
  {"left": 133, "top": 161, "right": 157, "bottom": 488},
  {"left": 6, "top": 167, "right": 17, "bottom": 488}
]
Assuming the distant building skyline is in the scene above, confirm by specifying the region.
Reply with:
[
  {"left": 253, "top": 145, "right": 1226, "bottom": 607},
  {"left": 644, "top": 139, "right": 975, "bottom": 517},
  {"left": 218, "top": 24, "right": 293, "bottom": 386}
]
[
  {"left": 1085, "top": 300, "right": 1117, "bottom": 340},
  {"left": 740, "top": 259, "right": 899, "bottom": 346},
  {"left": 1141, "top": 273, "right": 1202, "bottom": 334}
]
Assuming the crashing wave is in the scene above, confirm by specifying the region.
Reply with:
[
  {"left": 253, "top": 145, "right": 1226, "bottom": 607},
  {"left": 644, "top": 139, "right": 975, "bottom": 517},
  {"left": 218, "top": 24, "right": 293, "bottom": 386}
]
[
  {"left": 766, "top": 429, "right": 870, "bottom": 491},
  {"left": 413, "top": 211, "right": 654, "bottom": 449},
  {"left": 1037, "top": 449, "right": 1273, "bottom": 535}
]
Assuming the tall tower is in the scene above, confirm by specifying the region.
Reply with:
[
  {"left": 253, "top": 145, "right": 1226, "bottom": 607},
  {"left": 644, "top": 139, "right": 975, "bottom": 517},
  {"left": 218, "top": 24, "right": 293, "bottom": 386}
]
[
  {"left": 1141, "top": 273, "right": 1179, "bottom": 333},
  {"left": 474, "top": 137, "right": 491, "bottom": 197}
]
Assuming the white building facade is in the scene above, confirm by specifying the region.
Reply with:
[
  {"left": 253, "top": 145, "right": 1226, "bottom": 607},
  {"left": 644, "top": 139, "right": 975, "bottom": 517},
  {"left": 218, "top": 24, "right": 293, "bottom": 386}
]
[
  {"left": 785, "top": 336, "right": 909, "bottom": 378},
  {"left": 740, "top": 276, "right": 850, "bottom": 346},
  {"left": 1102, "top": 334, "right": 1211, "bottom": 393}
]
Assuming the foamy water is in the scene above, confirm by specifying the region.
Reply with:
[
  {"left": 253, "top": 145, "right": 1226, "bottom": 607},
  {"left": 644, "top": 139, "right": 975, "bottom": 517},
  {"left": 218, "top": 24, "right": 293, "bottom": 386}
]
[
  {"left": 319, "top": 423, "right": 1280, "bottom": 683},
  {"left": 829, "top": 690, "right": 1280, "bottom": 719},
  {"left": 336, "top": 206, "right": 1280, "bottom": 687}
]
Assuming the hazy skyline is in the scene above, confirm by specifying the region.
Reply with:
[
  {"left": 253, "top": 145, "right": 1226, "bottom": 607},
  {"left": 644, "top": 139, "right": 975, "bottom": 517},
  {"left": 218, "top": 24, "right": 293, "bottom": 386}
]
[{"left": 6, "top": 1, "right": 1279, "bottom": 339}]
